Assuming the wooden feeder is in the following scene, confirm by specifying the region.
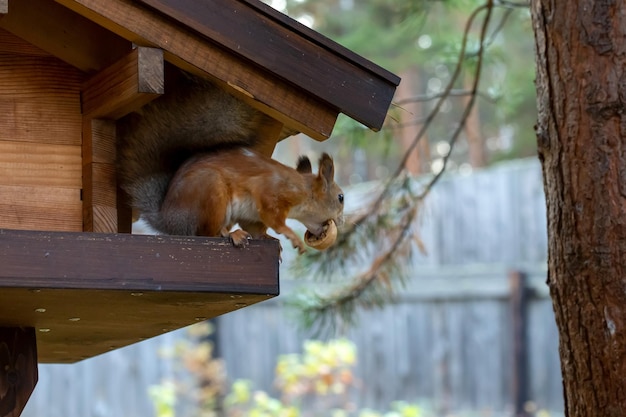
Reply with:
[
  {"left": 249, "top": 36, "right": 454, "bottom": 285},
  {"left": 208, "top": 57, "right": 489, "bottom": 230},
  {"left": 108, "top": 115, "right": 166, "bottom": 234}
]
[{"left": 0, "top": 0, "right": 399, "bottom": 415}]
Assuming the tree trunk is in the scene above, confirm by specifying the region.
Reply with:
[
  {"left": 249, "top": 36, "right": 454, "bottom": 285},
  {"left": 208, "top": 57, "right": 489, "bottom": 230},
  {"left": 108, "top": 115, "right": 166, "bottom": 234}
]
[
  {"left": 531, "top": 1, "right": 626, "bottom": 415},
  {"left": 463, "top": 71, "right": 486, "bottom": 168},
  {"left": 398, "top": 66, "right": 430, "bottom": 175}
]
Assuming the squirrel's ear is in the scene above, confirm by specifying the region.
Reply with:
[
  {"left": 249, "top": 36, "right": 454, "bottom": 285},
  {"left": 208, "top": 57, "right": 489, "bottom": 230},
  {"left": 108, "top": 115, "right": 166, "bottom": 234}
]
[
  {"left": 296, "top": 156, "right": 312, "bottom": 173},
  {"left": 318, "top": 153, "right": 334, "bottom": 183}
]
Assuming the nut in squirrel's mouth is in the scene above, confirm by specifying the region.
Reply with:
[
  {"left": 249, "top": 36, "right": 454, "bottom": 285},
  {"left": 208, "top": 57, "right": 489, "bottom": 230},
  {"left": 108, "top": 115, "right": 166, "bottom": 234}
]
[{"left": 304, "top": 219, "right": 338, "bottom": 250}]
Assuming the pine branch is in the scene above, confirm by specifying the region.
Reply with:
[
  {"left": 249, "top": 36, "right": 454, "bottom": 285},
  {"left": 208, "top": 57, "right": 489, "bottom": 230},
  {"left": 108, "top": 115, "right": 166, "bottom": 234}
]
[{"left": 290, "top": 1, "right": 498, "bottom": 335}]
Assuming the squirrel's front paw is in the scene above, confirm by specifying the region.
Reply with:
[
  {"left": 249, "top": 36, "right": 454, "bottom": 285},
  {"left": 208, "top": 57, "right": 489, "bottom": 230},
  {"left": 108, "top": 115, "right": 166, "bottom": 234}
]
[
  {"left": 293, "top": 241, "right": 307, "bottom": 255},
  {"left": 229, "top": 229, "right": 252, "bottom": 248}
]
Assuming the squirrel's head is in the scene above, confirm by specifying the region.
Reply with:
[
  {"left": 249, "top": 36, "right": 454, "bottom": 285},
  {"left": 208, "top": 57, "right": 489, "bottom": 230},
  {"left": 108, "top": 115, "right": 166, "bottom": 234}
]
[{"left": 295, "top": 153, "right": 344, "bottom": 236}]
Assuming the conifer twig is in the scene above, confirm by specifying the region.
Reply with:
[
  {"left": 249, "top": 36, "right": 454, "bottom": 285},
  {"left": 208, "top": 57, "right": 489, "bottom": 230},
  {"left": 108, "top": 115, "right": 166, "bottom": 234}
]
[{"left": 292, "top": 1, "right": 503, "bottom": 335}]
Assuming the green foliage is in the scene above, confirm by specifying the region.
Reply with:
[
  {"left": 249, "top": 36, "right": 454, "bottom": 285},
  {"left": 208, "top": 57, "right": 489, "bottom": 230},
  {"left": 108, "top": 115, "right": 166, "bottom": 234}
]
[
  {"left": 149, "top": 381, "right": 177, "bottom": 417},
  {"left": 150, "top": 333, "right": 432, "bottom": 417},
  {"left": 150, "top": 330, "right": 559, "bottom": 417}
]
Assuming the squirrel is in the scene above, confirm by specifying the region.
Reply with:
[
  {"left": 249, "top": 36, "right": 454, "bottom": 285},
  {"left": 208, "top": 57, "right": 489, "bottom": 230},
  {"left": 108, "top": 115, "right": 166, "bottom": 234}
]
[{"left": 117, "top": 70, "right": 344, "bottom": 253}]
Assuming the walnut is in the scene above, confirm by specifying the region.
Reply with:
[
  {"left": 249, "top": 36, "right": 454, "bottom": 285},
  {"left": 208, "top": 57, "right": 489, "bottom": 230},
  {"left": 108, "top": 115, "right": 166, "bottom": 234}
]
[{"left": 304, "top": 219, "right": 338, "bottom": 250}]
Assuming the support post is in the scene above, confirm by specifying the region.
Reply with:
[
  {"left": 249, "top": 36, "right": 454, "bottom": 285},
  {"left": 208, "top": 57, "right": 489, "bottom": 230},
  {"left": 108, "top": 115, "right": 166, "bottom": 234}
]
[
  {"left": 0, "top": 328, "right": 37, "bottom": 417},
  {"left": 509, "top": 270, "right": 530, "bottom": 417},
  {"left": 81, "top": 46, "right": 164, "bottom": 233}
]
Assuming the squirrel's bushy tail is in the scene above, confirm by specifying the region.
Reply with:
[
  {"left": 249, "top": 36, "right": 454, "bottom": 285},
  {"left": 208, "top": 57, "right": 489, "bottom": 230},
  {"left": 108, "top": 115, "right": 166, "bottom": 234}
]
[{"left": 116, "top": 71, "right": 271, "bottom": 232}]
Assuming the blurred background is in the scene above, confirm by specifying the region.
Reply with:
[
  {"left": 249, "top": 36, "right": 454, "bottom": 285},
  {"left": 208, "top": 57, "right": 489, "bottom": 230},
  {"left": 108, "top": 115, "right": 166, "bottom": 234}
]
[{"left": 23, "top": 1, "right": 562, "bottom": 416}]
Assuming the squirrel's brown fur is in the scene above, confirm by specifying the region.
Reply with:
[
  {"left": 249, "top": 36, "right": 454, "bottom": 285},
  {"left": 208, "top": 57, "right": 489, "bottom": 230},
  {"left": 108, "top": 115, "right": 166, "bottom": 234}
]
[{"left": 117, "top": 71, "right": 344, "bottom": 252}]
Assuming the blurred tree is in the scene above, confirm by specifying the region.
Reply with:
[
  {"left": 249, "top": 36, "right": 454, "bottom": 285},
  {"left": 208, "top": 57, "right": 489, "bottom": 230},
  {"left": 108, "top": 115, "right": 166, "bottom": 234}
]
[{"left": 276, "top": 0, "right": 536, "bottom": 178}]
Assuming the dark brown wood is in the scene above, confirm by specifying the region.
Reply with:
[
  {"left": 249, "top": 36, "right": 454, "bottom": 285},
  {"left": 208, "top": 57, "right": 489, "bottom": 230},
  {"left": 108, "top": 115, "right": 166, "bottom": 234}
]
[
  {"left": 509, "top": 271, "right": 530, "bottom": 417},
  {"left": 238, "top": 0, "right": 396, "bottom": 81},
  {"left": 0, "top": 328, "right": 37, "bottom": 417},
  {"left": 137, "top": 0, "right": 400, "bottom": 131},
  {"left": 0, "top": 228, "right": 280, "bottom": 362},
  {"left": 531, "top": 0, "right": 626, "bottom": 414},
  {"left": 0, "top": 0, "right": 130, "bottom": 73}
]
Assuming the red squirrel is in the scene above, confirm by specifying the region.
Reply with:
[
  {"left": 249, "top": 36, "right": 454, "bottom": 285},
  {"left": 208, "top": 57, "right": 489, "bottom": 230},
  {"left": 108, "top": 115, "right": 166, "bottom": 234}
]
[{"left": 117, "top": 70, "right": 344, "bottom": 252}]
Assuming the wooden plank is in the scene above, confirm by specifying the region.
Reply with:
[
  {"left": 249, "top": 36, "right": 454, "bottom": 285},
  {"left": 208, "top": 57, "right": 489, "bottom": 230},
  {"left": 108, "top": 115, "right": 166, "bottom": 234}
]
[
  {"left": 0, "top": 185, "right": 82, "bottom": 231},
  {"left": 0, "top": 0, "right": 130, "bottom": 73},
  {"left": 82, "top": 163, "right": 118, "bottom": 231},
  {"left": 138, "top": 0, "right": 400, "bottom": 130},
  {"left": 0, "top": 228, "right": 280, "bottom": 363},
  {"left": 82, "top": 120, "right": 117, "bottom": 233},
  {"left": 56, "top": 0, "right": 339, "bottom": 141},
  {"left": 82, "top": 118, "right": 115, "bottom": 166},
  {"left": 0, "top": 328, "right": 37, "bottom": 417},
  {"left": 251, "top": 118, "right": 284, "bottom": 157},
  {"left": 0, "top": 141, "right": 81, "bottom": 188},
  {"left": 239, "top": 0, "right": 399, "bottom": 82},
  {"left": 0, "top": 54, "right": 83, "bottom": 146},
  {"left": 82, "top": 47, "right": 164, "bottom": 120},
  {"left": 0, "top": 28, "right": 50, "bottom": 56}
]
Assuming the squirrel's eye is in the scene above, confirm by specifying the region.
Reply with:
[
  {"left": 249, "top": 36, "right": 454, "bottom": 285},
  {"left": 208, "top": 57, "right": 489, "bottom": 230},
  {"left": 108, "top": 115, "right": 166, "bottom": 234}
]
[{"left": 338, "top": 194, "right": 344, "bottom": 204}]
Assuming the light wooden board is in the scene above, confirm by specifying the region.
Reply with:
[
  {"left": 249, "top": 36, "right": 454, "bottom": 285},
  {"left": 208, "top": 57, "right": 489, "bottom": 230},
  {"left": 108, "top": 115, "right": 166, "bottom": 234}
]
[
  {"left": 0, "top": 49, "right": 84, "bottom": 232},
  {"left": 0, "top": 141, "right": 81, "bottom": 188},
  {"left": 0, "top": 185, "right": 82, "bottom": 231}
]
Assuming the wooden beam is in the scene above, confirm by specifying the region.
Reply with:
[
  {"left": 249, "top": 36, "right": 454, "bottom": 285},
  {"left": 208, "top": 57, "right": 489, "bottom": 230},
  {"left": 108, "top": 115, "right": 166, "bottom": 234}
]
[
  {"left": 55, "top": 0, "right": 339, "bottom": 141},
  {"left": 81, "top": 47, "right": 163, "bottom": 232},
  {"left": 139, "top": 0, "right": 400, "bottom": 131},
  {"left": 0, "top": 228, "right": 280, "bottom": 363},
  {"left": 0, "top": 328, "right": 37, "bottom": 417},
  {"left": 252, "top": 118, "right": 286, "bottom": 157},
  {"left": 0, "top": 0, "right": 130, "bottom": 73},
  {"left": 82, "top": 47, "right": 164, "bottom": 120},
  {"left": 82, "top": 119, "right": 118, "bottom": 233}
]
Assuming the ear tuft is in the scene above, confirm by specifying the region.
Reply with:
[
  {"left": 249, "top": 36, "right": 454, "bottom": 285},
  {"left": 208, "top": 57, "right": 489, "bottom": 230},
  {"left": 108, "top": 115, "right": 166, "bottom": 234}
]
[
  {"left": 296, "top": 156, "right": 312, "bottom": 173},
  {"left": 318, "top": 153, "right": 334, "bottom": 182}
]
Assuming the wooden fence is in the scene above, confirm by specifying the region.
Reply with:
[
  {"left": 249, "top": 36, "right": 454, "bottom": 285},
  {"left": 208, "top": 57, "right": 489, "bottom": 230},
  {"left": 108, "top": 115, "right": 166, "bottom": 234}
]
[{"left": 21, "top": 158, "right": 563, "bottom": 417}]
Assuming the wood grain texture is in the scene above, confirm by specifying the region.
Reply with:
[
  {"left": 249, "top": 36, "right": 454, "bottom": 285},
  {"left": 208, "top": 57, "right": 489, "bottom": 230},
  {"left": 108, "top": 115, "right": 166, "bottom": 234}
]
[
  {"left": 0, "top": 228, "right": 280, "bottom": 363},
  {"left": 0, "top": 55, "right": 83, "bottom": 146},
  {"left": 138, "top": 0, "right": 399, "bottom": 130},
  {"left": 0, "top": 29, "right": 49, "bottom": 56},
  {"left": 0, "top": 0, "right": 130, "bottom": 73},
  {"left": 56, "top": 0, "right": 340, "bottom": 141},
  {"left": 82, "top": 47, "right": 164, "bottom": 120},
  {"left": 0, "top": 141, "right": 81, "bottom": 188},
  {"left": 0, "top": 185, "right": 82, "bottom": 232},
  {"left": 82, "top": 120, "right": 117, "bottom": 233}
]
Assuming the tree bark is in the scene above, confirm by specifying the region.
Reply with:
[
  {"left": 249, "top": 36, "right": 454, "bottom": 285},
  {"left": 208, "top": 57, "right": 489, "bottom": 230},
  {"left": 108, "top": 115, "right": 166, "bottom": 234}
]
[
  {"left": 463, "top": 71, "right": 486, "bottom": 168},
  {"left": 398, "top": 66, "right": 430, "bottom": 175},
  {"left": 531, "top": 1, "right": 626, "bottom": 415}
]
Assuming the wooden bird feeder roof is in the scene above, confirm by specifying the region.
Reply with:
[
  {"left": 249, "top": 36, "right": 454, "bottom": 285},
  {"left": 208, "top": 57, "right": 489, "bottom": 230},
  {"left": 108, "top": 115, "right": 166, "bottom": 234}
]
[{"left": 0, "top": 0, "right": 399, "bottom": 375}]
